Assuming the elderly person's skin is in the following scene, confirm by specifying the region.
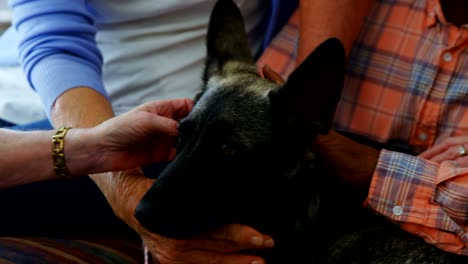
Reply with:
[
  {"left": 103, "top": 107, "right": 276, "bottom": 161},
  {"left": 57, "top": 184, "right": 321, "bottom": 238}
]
[
  {"left": 418, "top": 0, "right": 468, "bottom": 163},
  {"left": 297, "top": 0, "right": 375, "bottom": 62},
  {"left": 0, "top": 98, "right": 192, "bottom": 188},
  {"left": 11, "top": 0, "right": 374, "bottom": 262},
  {"left": 0, "top": 95, "right": 275, "bottom": 264},
  {"left": 25, "top": 0, "right": 468, "bottom": 262},
  {"left": 294, "top": 0, "right": 468, "bottom": 197},
  {"left": 262, "top": 64, "right": 379, "bottom": 198},
  {"left": 49, "top": 89, "right": 275, "bottom": 264}
]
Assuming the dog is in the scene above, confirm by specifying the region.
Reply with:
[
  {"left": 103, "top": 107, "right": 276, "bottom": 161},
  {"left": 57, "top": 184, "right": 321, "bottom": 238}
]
[{"left": 135, "top": 0, "right": 467, "bottom": 263}]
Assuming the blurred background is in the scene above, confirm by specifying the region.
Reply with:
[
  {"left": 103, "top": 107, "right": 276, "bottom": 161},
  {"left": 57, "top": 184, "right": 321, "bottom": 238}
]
[
  {"left": 0, "top": 0, "right": 47, "bottom": 126},
  {"left": 0, "top": 0, "right": 10, "bottom": 32}
]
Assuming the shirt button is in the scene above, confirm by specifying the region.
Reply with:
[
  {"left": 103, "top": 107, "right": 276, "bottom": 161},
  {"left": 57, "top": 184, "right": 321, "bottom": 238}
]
[
  {"left": 418, "top": 132, "right": 427, "bottom": 141},
  {"left": 393, "top": 206, "right": 403, "bottom": 216},
  {"left": 443, "top": 52, "right": 453, "bottom": 62}
]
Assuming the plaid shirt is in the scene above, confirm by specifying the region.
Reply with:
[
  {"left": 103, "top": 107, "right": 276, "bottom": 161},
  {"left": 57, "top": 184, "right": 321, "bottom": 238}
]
[{"left": 258, "top": 0, "right": 468, "bottom": 255}]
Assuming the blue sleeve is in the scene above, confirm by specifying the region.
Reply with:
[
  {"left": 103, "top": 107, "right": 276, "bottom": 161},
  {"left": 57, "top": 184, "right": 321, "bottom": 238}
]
[
  {"left": 10, "top": 0, "right": 108, "bottom": 119},
  {"left": 262, "top": 0, "right": 298, "bottom": 49}
]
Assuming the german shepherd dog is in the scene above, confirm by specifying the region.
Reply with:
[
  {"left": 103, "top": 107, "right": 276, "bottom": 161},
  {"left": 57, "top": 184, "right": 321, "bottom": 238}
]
[{"left": 135, "top": 0, "right": 467, "bottom": 263}]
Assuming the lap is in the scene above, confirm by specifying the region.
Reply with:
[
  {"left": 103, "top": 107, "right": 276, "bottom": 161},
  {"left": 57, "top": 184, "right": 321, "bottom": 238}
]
[{"left": 0, "top": 176, "right": 136, "bottom": 238}]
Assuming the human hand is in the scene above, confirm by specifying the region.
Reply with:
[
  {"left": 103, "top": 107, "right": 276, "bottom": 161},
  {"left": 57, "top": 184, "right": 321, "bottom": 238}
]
[
  {"left": 140, "top": 223, "right": 273, "bottom": 264},
  {"left": 67, "top": 98, "right": 192, "bottom": 175},
  {"left": 95, "top": 169, "right": 273, "bottom": 264},
  {"left": 419, "top": 136, "right": 468, "bottom": 164},
  {"left": 261, "top": 64, "right": 379, "bottom": 197}
]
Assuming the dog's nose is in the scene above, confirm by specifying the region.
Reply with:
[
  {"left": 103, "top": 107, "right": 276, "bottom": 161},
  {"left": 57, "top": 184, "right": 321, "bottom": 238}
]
[
  {"left": 134, "top": 201, "right": 159, "bottom": 232},
  {"left": 134, "top": 190, "right": 216, "bottom": 239}
]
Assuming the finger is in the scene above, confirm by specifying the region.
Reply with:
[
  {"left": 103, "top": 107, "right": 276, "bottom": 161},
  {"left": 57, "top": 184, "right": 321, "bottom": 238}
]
[
  {"left": 141, "top": 114, "right": 180, "bottom": 137},
  {"left": 218, "top": 253, "right": 265, "bottom": 264},
  {"left": 154, "top": 249, "right": 265, "bottom": 264},
  {"left": 261, "top": 64, "right": 285, "bottom": 84},
  {"left": 185, "top": 224, "right": 274, "bottom": 253},
  {"left": 138, "top": 98, "right": 194, "bottom": 119},
  {"left": 167, "top": 147, "right": 177, "bottom": 160},
  {"left": 455, "top": 156, "right": 468, "bottom": 168},
  {"left": 429, "top": 146, "right": 463, "bottom": 163},
  {"left": 210, "top": 224, "right": 273, "bottom": 247},
  {"left": 419, "top": 142, "right": 450, "bottom": 159},
  {"left": 419, "top": 137, "right": 468, "bottom": 159},
  {"left": 166, "top": 98, "right": 194, "bottom": 120}
]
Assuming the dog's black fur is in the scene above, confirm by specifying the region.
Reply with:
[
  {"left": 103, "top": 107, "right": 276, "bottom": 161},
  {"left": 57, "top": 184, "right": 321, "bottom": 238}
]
[{"left": 135, "top": 0, "right": 468, "bottom": 263}]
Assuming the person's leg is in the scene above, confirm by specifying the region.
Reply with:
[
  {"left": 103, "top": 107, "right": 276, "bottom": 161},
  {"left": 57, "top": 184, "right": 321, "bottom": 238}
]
[{"left": 0, "top": 176, "right": 137, "bottom": 238}]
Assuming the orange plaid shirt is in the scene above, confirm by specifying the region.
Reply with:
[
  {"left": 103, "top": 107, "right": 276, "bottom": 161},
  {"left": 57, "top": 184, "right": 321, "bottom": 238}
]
[{"left": 258, "top": 0, "right": 468, "bottom": 255}]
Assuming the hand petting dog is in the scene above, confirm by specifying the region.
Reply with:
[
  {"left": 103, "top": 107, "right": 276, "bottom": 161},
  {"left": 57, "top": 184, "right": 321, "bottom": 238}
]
[
  {"left": 89, "top": 98, "right": 273, "bottom": 264},
  {"left": 98, "top": 167, "right": 273, "bottom": 264},
  {"left": 65, "top": 98, "right": 193, "bottom": 176},
  {"left": 141, "top": 223, "right": 274, "bottom": 264}
]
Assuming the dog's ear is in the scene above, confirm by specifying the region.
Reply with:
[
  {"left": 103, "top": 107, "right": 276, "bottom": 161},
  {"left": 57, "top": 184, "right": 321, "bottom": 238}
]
[
  {"left": 202, "top": 0, "right": 254, "bottom": 83},
  {"left": 270, "top": 38, "right": 346, "bottom": 141}
]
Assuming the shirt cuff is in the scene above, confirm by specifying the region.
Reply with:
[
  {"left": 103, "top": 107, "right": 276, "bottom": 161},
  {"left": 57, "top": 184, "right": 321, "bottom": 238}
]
[
  {"left": 367, "top": 149, "right": 439, "bottom": 225},
  {"left": 366, "top": 149, "right": 468, "bottom": 253}
]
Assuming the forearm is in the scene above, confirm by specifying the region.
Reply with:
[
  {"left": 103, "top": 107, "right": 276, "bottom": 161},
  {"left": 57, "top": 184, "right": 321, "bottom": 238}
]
[
  {"left": 50, "top": 87, "right": 117, "bottom": 194},
  {"left": 50, "top": 87, "right": 114, "bottom": 128},
  {"left": 0, "top": 129, "right": 55, "bottom": 188},
  {"left": 315, "top": 130, "right": 380, "bottom": 198},
  {"left": 297, "top": 0, "right": 375, "bottom": 64},
  {"left": 0, "top": 128, "right": 97, "bottom": 188}
]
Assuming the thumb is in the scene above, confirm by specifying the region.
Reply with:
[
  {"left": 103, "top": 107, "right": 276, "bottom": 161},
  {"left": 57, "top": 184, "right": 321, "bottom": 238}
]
[{"left": 262, "top": 64, "right": 285, "bottom": 84}]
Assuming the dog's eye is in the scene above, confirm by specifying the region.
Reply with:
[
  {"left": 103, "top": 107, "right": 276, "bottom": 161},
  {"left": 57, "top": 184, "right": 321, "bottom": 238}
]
[{"left": 221, "top": 144, "right": 236, "bottom": 157}]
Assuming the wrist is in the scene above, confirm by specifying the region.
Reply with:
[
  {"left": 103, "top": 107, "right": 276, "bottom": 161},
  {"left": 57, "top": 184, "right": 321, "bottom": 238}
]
[
  {"left": 316, "top": 130, "right": 379, "bottom": 193},
  {"left": 49, "top": 87, "right": 115, "bottom": 176},
  {"left": 90, "top": 169, "right": 154, "bottom": 228},
  {"left": 64, "top": 128, "right": 100, "bottom": 176}
]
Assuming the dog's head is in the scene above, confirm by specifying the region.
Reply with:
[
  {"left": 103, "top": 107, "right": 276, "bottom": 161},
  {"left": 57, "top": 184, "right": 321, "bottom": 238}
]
[{"left": 135, "top": 0, "right": 346, "bottom": 238}]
